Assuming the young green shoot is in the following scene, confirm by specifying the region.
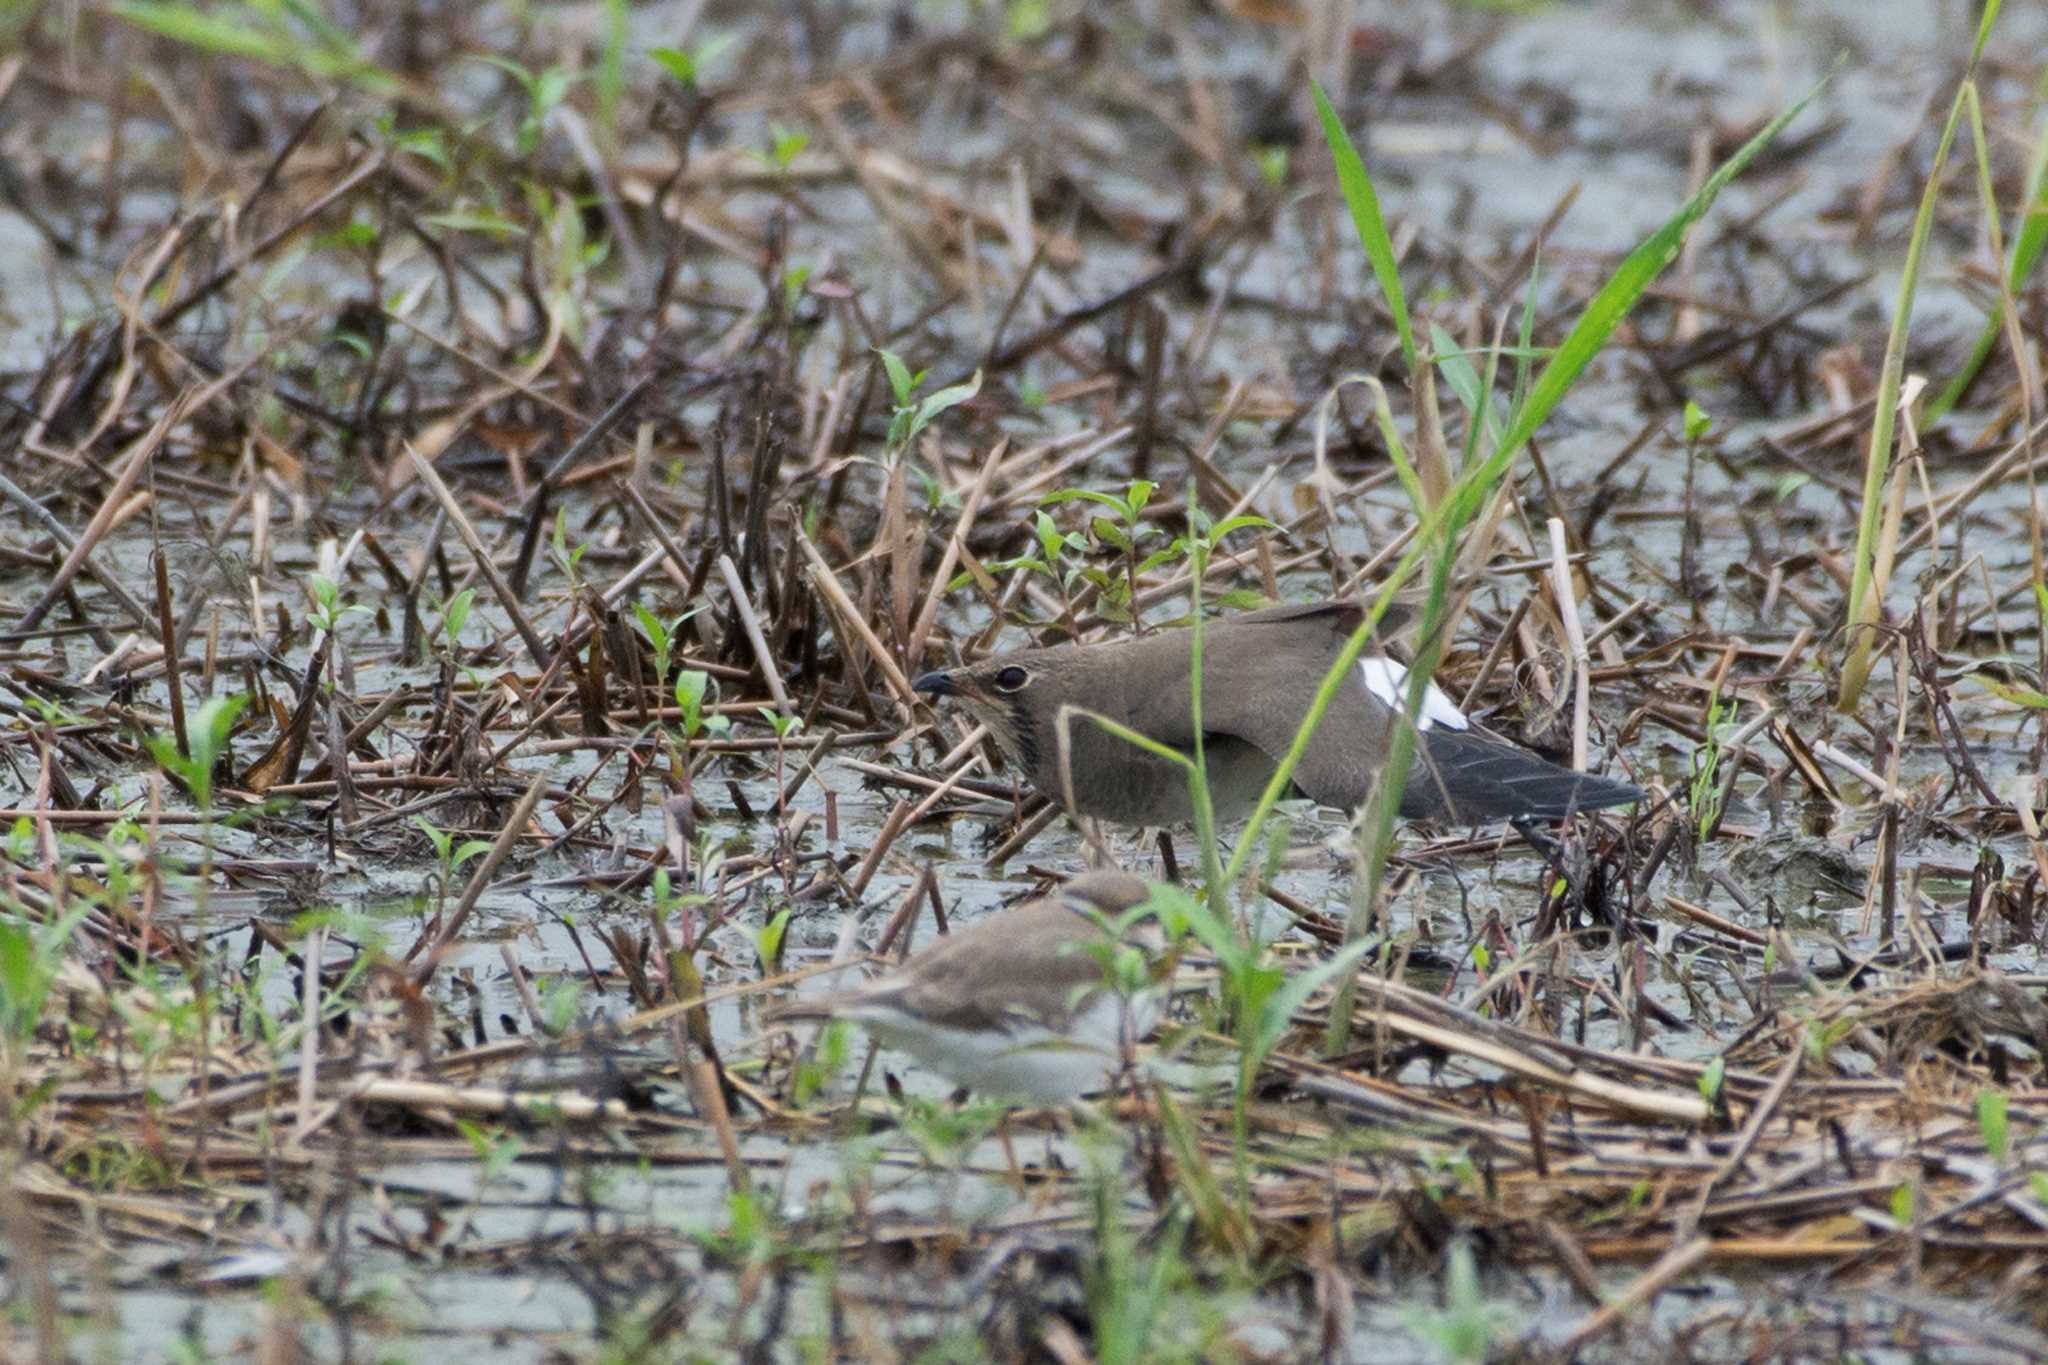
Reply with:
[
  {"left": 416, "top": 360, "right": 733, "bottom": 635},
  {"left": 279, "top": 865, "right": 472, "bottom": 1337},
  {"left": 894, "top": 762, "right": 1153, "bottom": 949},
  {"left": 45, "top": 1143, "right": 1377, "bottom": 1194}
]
[
  {"left": 1978, "top": 1087, "right": 2011, "bottom": 1162},
  {"left": 876, "top": 348, "right": 982, "bottom": 455}
]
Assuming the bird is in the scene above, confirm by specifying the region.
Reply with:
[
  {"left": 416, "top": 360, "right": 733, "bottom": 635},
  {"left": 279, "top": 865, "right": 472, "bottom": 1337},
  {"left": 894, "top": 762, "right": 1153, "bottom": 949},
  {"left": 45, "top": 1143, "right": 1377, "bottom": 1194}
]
[
  {"left": 765, "top": 870, "right": 1167, "bottom": 1105},
  {"left": 910, "top": 599, "right": 1643, "bottom": 830}
]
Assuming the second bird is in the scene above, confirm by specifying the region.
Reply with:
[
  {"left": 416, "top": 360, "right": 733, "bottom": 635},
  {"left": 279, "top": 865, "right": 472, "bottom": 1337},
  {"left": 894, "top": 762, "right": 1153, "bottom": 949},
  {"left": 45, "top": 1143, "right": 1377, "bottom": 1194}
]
[{"left": 913, "top": 600, "right": 1643, "bottom": 828}]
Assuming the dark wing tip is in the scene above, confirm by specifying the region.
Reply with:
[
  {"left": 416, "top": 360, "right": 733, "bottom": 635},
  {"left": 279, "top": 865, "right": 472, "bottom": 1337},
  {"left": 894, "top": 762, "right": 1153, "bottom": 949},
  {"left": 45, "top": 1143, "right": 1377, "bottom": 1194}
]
[{"left": 1408, "top": 728, "right": 1645, "bottom": 823}]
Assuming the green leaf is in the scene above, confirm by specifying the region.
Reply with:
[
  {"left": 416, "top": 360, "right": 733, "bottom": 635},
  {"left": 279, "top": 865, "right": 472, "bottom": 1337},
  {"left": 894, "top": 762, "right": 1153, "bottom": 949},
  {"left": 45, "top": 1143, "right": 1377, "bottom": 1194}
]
[
  {"left": 649, "top": 45, "right": 698, "bottom": 84},
  {"left": 1429, "top": 323, "right": 1503, "bottom": 455},
  {"left": 647, "top": 33, "right": 733, "bottom": 87},
  {"left": 309, "top": 573, "right": 339, "bottom": 614},
  {"left": 768, "top": 122, "right": 808, "bottom": 168},
  {"left": 908, "top": 370, "right": 982, "bottom": 443},
  {"left": 1033, "top": 509, "right": 1064, "bottom": 562},
  {"left": 783, "top": 262, "right": 811, "bottom": 312},
  {"left": 876, "top": 348, "right": 915, "bottom": 406},
  {"left": 0, "top": 899, "right": 88, "bottom": 1055},
  {"left": 638, "top": 606, "right": 681, "bottom": 685},
  {"left": 440, "top": 588, "right": 475, "bottom": 645},
  {"left": 1248, "top": 934, "right": 1383, "bottom": 1072},
  {"left": 1841, "top": 62, "right": 1970, "bottom": 707},
  {"left": 1312, "top": 81, "right": 1414, "bottom": 371},
  {"left": 320, "top": 220, "right": 379, "bottom": 252},
  {"left": 675, "top": 669, "right": 711, "bottom": 733},
  {"left": 0, "top": 921, "right": 37, "bottom": 1043},
  {"left": 1970, "top": 675, "right": 2048, "bottom": 709},
  {"left": 117, "top": 3, "right": 291, "bottom": 61},
  {"left": 1978, "top": 1088, "right": 2010, "bottom": 1160},
  {"left": 1041, "top": 488, "right": 1134, "bottom": 512},
  {"left": 1510, "top": 257, "right": 1542, "bottom": 418},
  {"left": 153, "top": 693, "right": 247, "bottom": 807},
  {"left": 1206, "top": 514, "right": 1277, "bottom": 541},
  {"left": 539, "top": 976, "right": 582, "bottom": 1034},
  {"left": 551, "top": 506, "right": 570, "bottom": 565},
  {"left": 475, "top": 52, "right": 538, "bottom": 93},
  {"left": 534, "top": 67, "right": 576, "bottom": 115},
  {"left": 1683, "top": 399, "right": 1712, "bottom": 442},
  {"left": 419, "top": 209, "right": 525, "bottom": 240},
  {"left": 120, "top": 1, "right": 395, "bottom": 89},
  {"left": 757, "top": 908, "right": 792, "bottom": 970},
  {"left": 1697, "top": 1055, "right": 1724, "bottom": 1103},
  {"left": 413, "top": 816, "right": 453, "bottom": 863}
]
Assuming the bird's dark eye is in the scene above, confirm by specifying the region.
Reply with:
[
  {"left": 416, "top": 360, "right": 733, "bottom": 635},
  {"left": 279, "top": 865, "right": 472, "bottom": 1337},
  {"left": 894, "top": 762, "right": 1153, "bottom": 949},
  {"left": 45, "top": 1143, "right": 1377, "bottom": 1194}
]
[{"left": 993, "top": 665, "right": 1029, "bottom": 692}]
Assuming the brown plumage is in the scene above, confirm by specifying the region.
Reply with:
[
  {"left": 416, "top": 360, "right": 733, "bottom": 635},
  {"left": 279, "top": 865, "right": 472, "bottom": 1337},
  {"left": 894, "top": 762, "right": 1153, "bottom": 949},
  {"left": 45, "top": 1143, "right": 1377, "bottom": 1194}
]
[
  {"left": 913, "top": 600, "right": 1642, "bottom": 827},
  {"left": 766, "top": 871, "right": 1165, "bottom": 1103}
]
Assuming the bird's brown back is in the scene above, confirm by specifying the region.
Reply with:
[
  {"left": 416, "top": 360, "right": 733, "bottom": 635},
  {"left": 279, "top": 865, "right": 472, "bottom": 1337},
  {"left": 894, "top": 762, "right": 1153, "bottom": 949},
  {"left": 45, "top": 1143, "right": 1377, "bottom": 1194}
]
[{"left": 953, "top": 601, "right": 1406, "bottom": 819}]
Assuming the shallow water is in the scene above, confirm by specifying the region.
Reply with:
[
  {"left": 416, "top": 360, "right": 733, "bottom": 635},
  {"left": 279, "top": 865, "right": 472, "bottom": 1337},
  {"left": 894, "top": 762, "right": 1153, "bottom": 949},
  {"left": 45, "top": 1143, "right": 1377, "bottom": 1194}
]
[{"left": 5, "top": 0, "right": 2047, "bottom": 1357}]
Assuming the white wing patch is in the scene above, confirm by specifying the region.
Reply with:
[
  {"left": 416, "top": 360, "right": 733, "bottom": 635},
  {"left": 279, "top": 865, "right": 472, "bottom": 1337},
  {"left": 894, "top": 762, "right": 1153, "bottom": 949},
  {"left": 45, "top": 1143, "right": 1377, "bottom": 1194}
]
[{"left": 1357, "top": 658, "right": 1470, "bottom": 731}]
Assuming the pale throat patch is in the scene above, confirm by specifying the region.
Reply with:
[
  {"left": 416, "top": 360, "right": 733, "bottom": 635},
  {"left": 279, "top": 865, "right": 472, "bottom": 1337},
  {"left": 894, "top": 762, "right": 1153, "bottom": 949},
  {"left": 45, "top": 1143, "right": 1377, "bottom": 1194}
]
[{"left": 1356, "top": 658, "right": 1470, "bottom": 731}]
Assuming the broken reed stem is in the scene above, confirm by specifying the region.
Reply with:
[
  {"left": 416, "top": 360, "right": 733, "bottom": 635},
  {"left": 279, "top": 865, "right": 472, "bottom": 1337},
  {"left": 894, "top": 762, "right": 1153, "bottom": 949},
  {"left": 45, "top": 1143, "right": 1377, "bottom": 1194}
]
[
  {"left": 1560, "top": 1237, "right": 1710, "bottom": 1352},
  {"left": 983, "top": 800, "right": 1061, "bottom": 868},
  {"left": 404, "top": 442, "right": 552, "bottom": 668},
  {"left": 152, "top": 549, "right": 187, "bottom": 758},
  {"left": 1547, "top": 516, "right": 1591, "bottom": 770},
  {"left": 17, "top": 381, "right": 225, "bottom": 634},
  {"left": 717, "top": 552, "right": 792, "bottom": 714},
  {"left": 293, "top": 925, "right": 324, "bottom": 1140},
  {"left": 847, "top": 798, "right": 912, "bottom": 899},
  {"left": 622, "top": 480, "right": 702, "bottom": 596},
  {"left": 795, "top": 524, "right": 917, "bottom": 709},
  {"left": 905, "top": 438, "right": 1006, "bottom": 669}
]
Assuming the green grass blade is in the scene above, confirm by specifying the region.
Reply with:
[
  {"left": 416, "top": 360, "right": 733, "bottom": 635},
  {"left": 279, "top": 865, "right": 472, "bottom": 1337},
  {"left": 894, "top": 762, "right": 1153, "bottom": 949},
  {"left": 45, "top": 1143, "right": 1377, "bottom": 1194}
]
[
  {"left": 1430, "top": 321, "right": 1505, "bottom": 458},
  {"left": 1313, "top": 80, "right": 1416, "bottom": 372},
  {"left": 1969, "top": 0, "right": 2005, "bottom": 64},
  {"left": 1927, "top": 105, "right": 2048, "bottom": 422},
  {"left": 1841, "top": 81, "right": 1972, "bottom": 709},
  {"left": 117, "top": 3, "right": 293, "bottom": 62},
  {"left": 1511, "top": 258, "right": 1542, "bottom": 419}
]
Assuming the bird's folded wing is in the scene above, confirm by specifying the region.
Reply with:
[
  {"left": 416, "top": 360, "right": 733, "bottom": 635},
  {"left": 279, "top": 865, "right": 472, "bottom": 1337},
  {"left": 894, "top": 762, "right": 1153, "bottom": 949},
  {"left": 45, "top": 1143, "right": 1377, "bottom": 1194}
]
[
  {"left": 1120, "top": 600, "right": 1402, "bottom": 811},
  {"left": 888, "top": 905, "right": 1109, "bottom": 1032}
]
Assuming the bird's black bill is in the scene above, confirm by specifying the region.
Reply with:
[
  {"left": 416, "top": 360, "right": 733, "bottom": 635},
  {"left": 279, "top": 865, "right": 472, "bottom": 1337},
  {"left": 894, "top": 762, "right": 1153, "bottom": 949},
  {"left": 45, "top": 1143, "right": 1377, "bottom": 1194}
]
[{"left": 912, "top": 670, "right": 956, "bottom": 697}]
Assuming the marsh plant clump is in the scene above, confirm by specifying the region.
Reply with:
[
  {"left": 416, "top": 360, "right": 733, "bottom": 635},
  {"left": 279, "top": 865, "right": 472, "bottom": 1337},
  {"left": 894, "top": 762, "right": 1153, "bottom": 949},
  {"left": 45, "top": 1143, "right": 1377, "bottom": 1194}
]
[{"left": 2, "top": 1, "right": 2048, "bottom": 1361}]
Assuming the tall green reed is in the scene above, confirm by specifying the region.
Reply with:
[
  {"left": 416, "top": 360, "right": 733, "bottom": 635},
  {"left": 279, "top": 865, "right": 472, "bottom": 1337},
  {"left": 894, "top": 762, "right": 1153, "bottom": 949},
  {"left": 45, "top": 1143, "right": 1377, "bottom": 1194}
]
[{"left": 1840, "top": 2, "right": 2006, "bottom": 711}]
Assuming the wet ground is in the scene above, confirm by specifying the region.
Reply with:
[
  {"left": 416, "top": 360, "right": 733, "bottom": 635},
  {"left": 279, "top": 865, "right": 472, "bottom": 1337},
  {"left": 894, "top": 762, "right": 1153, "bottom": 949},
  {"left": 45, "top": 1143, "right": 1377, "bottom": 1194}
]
[{"left": 4, "top": 0, "right": 2048, "bottom": 1359}]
